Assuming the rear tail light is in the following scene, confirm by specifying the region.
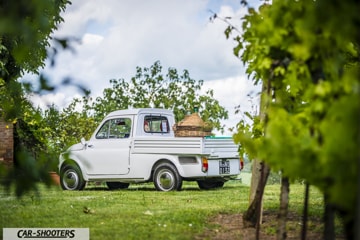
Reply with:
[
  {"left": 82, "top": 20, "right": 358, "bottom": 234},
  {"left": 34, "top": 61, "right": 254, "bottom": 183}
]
[
  {"left": 201, "top": 157, "right": 208, "bottom": 173},
  {"left": 240, "top": 158, "right": 244, "bottom": 170}
]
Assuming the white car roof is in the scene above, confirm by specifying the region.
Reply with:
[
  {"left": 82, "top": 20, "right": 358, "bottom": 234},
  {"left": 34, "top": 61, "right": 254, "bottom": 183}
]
[{"left": 106, "top": 108, "right": 174, "bottom": 117}]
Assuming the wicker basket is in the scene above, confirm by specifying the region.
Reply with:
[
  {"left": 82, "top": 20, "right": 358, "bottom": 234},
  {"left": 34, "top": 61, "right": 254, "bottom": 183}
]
[{"left": 173, "top": 113, "right": 212, "bottom": 137}]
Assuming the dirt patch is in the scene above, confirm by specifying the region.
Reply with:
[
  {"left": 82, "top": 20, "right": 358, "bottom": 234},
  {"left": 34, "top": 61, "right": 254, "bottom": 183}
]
[{"left": 196, "top": 211, "right": 345, "bottom": 240}]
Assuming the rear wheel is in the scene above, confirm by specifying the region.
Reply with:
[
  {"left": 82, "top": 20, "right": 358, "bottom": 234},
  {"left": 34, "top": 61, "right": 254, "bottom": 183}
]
[
  {"left": 106, "top": 182, "right": 130, "bottom": 190},
  {"left": 197, "top": 180, "right": 225, "bottom": 190},
  {"left": 60, "top": 164, "right": 86, "bottom": 190},
  {"left": 153, "top": 163, "right": 182, "bottom": 191}
]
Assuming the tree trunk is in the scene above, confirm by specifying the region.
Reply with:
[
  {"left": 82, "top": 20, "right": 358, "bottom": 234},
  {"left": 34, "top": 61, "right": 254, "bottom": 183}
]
[
  {"left": 324, "top": 193, "right": 335, "bottom": 240},
  {"left": 249, "top": 158, "right": 264, "bottom": 230},
  {"left": 356, "top": 154, "right": 360, "bottom": 240},
  {"left": 249, "top": 159, "right": 262, "bottom": 202},
  {"left": 301, "top": 183, "right": 309, "bottom": 240},
  {"left": 243, "top": 77, "right": 272, "bottom": 239},
  {"left": 277, "top": 177, "right": 289, "bottom": 240},
  {"left": 243, "top": 161, "right": 270, "bottom": 229},
  {"left": 243, "top": 79, "right": 271, "bottom": 226}
]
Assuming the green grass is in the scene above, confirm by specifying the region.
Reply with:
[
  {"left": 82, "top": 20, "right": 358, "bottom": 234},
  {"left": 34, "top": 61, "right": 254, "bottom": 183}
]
[{"left": 0, "top": 180, "right": 329, "bottom": 240}]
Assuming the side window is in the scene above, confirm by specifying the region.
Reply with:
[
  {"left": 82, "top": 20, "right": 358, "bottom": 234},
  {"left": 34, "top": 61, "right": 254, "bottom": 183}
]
[
  {"left": 96, "top": 118, "right": 132, "bottom": 139},
  {"left": 96, "top": 121, "right": 110, "bottom": 139},
  {"left": 144, "top": 116, "right": 169, "bottom": 133}
]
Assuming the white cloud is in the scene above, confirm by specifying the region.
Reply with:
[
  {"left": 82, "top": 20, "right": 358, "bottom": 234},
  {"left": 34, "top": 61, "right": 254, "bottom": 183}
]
[
  {"left": 29, "top": 92, "right": 81, "bottom": 110},
  {"left": 31, "top": 0, "right": 262, "bottom": 135},
  {"left": 203, "top": 76, "right": 261, "bottom": 135}
]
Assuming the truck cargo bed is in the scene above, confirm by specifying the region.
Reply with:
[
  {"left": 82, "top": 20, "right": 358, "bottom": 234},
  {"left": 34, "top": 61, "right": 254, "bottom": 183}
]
[{"left": 132, "top": 136, "right": 238, "bottom": 158}]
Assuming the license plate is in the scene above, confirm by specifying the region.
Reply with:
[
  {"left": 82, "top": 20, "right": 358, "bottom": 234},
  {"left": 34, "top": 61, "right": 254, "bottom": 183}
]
[{"left": 219, "top": 160, "right": 230, "bottom": 174}]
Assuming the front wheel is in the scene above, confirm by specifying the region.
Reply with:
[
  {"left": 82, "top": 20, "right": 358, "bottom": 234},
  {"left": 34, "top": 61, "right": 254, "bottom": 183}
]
[
  {"left": 60, "top": 165, "right": 86, "bottom": 190},
  {"left": 153, "top": 163, "right": 182, "bottom": 191},
  {"left": 197, "top": 180, "right": 225, "bottom": 190}
]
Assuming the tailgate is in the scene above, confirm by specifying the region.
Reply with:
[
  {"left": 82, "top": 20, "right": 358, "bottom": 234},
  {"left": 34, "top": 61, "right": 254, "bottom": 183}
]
[
  {"left": 207, "top": 158, "right": 241, "bottom": 176},
  {"left": 203, "top": 136, "right": 240, "bottom": 176},
  {"left": 203, "top": 136, "right": 239, "bottom": 158}
]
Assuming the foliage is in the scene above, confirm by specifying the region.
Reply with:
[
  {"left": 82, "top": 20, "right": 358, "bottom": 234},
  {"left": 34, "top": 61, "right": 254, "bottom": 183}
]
[
  {"left": 0, "top": 0, "right": 69, "bottom": 78},
  {"left": 0, "top": 0, "right": 71, "bottom": 196},
  {"left": 2, "top": 99, "right": 60, "bottom": 196},
  {"left": 224, "top": 0, "right": 359, "bottom": 237},
  {"left": 42, "top": 99, "right": 97, "bottom": 159},
  {"left": 89, "top": 61, "right": 229, "bottom": 131}
]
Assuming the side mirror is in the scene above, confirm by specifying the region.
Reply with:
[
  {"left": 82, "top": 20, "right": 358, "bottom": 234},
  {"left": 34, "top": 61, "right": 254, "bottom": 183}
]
[{"left": 80, "top": 137, "right": 86, "bottom": 146}]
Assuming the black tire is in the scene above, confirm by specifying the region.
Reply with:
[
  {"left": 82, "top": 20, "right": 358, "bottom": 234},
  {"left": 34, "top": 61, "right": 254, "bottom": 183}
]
[
  {"left": 153, "top": 163, "right": 182, "bottom": 191},
  {"left": 197, "top": 180, "right": 225, "bottom": 190},
  {"left": 106, "top": 182, "right": 130, "bottom": 190},
  {"left": 60, "top": 164, "right": 86, "bottom": 190}
]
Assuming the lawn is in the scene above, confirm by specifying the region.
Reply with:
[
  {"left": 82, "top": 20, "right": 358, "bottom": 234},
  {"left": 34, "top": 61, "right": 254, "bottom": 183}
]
[{"left": 0, "top": 179, "right": 328, "bottom": 240}]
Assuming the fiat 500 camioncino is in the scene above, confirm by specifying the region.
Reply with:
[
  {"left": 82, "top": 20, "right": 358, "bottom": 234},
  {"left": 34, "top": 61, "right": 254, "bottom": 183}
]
[{"left": 59, "top": 108, "right": 243, "bottom": 191}]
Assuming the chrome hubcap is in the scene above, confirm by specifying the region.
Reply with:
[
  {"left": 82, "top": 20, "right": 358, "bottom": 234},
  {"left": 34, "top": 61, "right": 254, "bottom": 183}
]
[
  {"left": 157, "top": 169, "right": 174, "bottom": 191},
  {"left": 63, "top": 170, "right": 79, "bottom": 190}
]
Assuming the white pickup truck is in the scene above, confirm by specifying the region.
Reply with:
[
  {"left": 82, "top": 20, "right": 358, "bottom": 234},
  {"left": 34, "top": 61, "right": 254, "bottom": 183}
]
[{"left": 59, "top": 108, "right": 242, "bottom": 191}]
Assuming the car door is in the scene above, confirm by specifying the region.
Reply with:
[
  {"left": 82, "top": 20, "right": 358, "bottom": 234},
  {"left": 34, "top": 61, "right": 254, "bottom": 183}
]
[{"left": 79, "top": 117, "right": 133, "bottom": 175}]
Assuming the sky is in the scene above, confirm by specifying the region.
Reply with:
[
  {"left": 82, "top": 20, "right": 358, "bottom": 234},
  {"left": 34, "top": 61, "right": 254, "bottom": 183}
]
[{"left": 28, "top": 0, "right": 263, "bottom": 135}]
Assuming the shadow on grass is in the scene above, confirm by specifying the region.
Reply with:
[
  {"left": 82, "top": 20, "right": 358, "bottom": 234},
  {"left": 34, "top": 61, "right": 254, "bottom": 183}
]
[{"left": 83, "top": 182, "right": 248, "bottom": 192}]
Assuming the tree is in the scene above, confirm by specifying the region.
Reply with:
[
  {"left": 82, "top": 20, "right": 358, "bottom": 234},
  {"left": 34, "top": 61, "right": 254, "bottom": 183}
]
[
  {"left": 0, "top": 0, "right": 70, "bottom": 196},
  {"left": 0, "top": 0, "right": 69, "bottom": 80},
  {"left": 90, "top": 61, "right": 229, "bottom": 132},
  {"left": 222, "top": 0, "right": 360, "bottom": 239},
  {"left": 41, "top": 98, "right": 97, "bottom": 160}
]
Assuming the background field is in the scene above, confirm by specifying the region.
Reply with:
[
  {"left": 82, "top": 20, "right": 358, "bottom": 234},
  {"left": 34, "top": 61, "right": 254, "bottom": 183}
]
[{"left": 0, "top": 176, "right": 334, "bottom": 240}]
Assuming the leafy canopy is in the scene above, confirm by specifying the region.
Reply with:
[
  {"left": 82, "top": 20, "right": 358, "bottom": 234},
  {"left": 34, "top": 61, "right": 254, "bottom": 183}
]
[
  {"left": 0, "top": 0, "right": 71, "bottom": 196},
  {"left": 90, "top": 61, "right": 228, "bottom": 129},
  {"left": 226, "top": 0, "right": 359, "bottom": 221}
]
